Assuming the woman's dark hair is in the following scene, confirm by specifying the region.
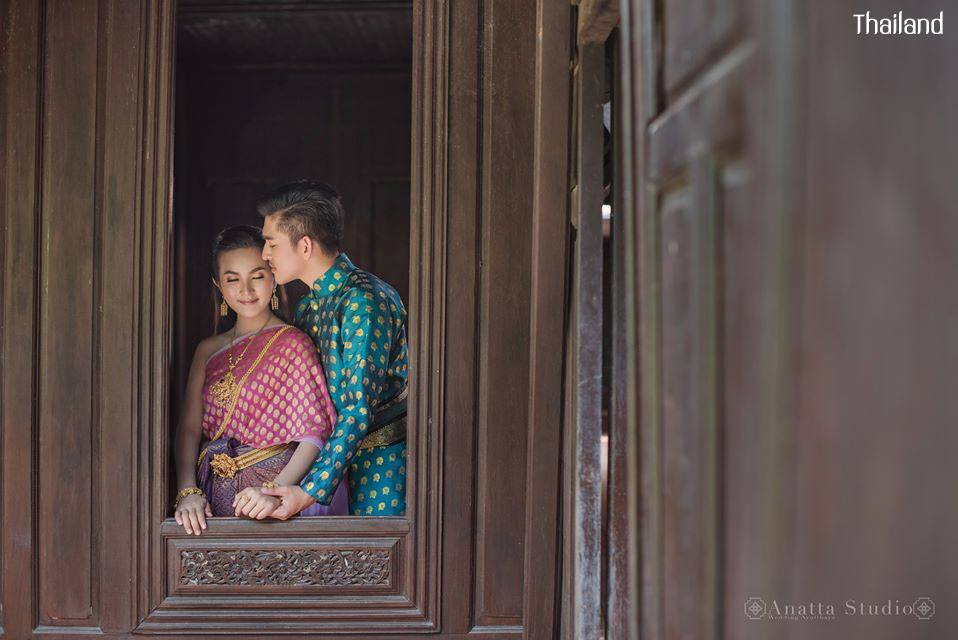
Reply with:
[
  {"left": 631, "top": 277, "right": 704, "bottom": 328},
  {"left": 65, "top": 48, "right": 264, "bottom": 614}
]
[
  {"left": 210, "top": 224, "right": 265, "bottom": 279},
  {"left": 256, "top": 179, "right": 344, "bottom": 255},
  {"left": 210, "top": 224, "right": 287, "bottom": 331}
]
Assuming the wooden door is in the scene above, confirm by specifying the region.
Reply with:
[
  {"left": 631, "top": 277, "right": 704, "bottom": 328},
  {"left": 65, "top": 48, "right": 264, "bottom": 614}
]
[
  {"left": 613, "top": 0, "right": 958, "bottom": 638},
  {"left": 0, "top": 0, "right": 570, "bottom": 637}
]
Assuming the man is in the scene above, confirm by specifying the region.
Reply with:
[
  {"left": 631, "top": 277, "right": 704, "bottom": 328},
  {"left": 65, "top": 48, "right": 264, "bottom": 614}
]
[{"left": 258, "top": 180, "right": 408, "bottom": 517}]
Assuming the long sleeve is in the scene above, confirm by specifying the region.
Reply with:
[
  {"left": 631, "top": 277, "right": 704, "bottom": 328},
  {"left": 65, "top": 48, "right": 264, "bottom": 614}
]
[{"left": 300, "top": 289, "right": 391, "bottom": 504}]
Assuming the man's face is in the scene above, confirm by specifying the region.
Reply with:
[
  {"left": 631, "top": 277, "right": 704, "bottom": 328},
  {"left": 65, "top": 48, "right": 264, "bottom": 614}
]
[{"left": 261, "top": 215, "right": 306, "bottom": 285}]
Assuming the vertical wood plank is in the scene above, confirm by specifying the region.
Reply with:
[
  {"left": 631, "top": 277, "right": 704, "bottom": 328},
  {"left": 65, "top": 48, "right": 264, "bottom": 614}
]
[
  {"left": 143, "top": 0, "right": 176, "bottom": 619},
  {"left": 411, "top": 0, "right": 448, "bottom": 625},
  {"left": 440, "top": 0, "right": 481, "bottom": 632},
  {"left": 569, "top": 38, "right": 604, "bottom": 640},
  {"left": 625, "top": 16, "right": 667, "bottom": 638},
  {"left": 659, "top": 159, "right": 720, "bottom": 640},
  {"left": 658, "top": 187, "right": 691, "bottom": 640},
  {"left": 1, "top": 0, "right": 43, "bottom": 635},
  {"left": 637, "top": 174, "right": 663, "bottom": 640},
  {"left": 523, "top": 1, "right": 572, "bottom": 639},
  {"left": 472, "top": 0, "right": 537, "bottom": 629},
  {"left": 607, "top": 11, "right": 641, "bottom": 637},
  {"left": 97, "top": 0, "right": 143, "bottom": 631},
  {"left": 720, "top": 5, "right": 798, "bottom": 639},
  {"left": 37, "top": 0, "right": 99, "bottom": 625}
]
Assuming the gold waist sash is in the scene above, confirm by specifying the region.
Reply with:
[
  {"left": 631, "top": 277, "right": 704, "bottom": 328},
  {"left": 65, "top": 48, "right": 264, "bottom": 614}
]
[
  {"left": 359, "top": 416, "right": 407, "bottom": 450},
  {"left": 210, "top": 442, "right": 293, "bottom": 479}
]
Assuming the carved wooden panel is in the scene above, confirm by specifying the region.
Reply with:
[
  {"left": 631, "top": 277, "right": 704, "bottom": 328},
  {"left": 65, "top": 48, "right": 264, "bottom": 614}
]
[
  {"left": 180, "top": 549, "right": 389, "bottom": 587},
  {"left": 169, "top": 539, "right": 398, "bottom": 594}
]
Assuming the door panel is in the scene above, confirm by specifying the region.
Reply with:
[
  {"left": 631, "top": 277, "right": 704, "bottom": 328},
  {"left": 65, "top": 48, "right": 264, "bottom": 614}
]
[
  {"left": 618, "top": 0, "right": 958, "bottom": 638},
  {"left": 663, "top": 0, "right": 744, "bottom": 97}
]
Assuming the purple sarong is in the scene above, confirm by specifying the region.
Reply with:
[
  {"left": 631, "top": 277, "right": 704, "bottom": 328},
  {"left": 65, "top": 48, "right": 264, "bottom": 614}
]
[{"left": 197, "top": 437, "right": 349, "bottom": 516}]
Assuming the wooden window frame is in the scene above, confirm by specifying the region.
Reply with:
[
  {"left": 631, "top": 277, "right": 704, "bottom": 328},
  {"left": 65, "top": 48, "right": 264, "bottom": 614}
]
[{"left": 133, "top": 0, "right": 448, "bottom": 633}]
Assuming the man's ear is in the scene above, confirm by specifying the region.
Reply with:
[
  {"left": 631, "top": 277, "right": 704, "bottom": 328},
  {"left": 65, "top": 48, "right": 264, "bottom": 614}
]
[{"left": 299, "top": 235, "right": 313, "bottom": 260}]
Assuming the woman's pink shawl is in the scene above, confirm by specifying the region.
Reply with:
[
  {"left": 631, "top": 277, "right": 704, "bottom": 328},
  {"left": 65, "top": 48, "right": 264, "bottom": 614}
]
[{"left": 201, "top": 325, "right": 336, "bottom": 448}]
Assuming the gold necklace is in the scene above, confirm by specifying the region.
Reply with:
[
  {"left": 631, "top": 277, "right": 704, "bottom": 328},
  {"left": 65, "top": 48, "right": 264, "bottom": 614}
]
[{"left": 210, "top": 317, "right": 272, "bottom": 406}]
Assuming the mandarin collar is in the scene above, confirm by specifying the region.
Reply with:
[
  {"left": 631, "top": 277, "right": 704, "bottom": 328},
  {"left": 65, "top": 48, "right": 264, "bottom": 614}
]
[{"left": 311, "top": 253, "right": 355, "bottom": 298}]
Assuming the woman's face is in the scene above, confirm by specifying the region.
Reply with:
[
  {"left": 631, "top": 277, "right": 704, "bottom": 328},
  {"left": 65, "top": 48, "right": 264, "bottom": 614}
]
[{"left": 215, "top": 247, "right": 275, "bottom": 319}]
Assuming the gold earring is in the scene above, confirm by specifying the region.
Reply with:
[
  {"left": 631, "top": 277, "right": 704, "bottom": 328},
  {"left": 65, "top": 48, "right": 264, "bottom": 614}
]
[
  {"left": 271, "top": 292, "right": 280, "bottom": 310},
  {"left": 220, "top": 300, "right": 228, "bottom": 316}
]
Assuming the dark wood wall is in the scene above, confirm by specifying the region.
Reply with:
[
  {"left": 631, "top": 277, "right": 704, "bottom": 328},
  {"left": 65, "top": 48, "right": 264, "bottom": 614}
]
[{"left": 0, "top": 0, "right": 567, "bottom": 637}]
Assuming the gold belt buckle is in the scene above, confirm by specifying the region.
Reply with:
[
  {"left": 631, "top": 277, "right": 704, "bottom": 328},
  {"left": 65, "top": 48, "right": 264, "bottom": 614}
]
[{"left": 211, "top": 452, "right": 239, "bottom": 478}]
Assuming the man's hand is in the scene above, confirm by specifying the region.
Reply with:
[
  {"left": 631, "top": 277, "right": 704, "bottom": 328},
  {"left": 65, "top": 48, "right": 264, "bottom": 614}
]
[{"left": 261, "top": 485, "right": 316, "bottom": 520}]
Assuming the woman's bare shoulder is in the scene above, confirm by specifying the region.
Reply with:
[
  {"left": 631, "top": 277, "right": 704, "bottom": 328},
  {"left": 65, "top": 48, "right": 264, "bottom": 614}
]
[{"left": 193, "top": 333, "right": 229, "bottom": 364}]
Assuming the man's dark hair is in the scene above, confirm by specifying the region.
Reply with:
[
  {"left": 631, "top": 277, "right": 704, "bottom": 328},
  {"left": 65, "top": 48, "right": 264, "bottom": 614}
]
[{"left": 256, "top": 179, "right": 344, "bottom": 254}]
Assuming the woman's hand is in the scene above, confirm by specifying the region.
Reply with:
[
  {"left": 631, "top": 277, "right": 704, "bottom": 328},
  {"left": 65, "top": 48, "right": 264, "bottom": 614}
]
[
  {"left": 233, "top": 487, "right": 280, "bottom": 520},
  {"left": 261, "top": 485, "right": 316, "bottom": 520},
  {"left": 175, "top": 494, "right": 212, "bottom": 535}
]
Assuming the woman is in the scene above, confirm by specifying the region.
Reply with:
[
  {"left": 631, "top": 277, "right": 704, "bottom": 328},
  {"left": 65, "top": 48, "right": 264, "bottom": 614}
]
[{"left": 173, "top": 225, "right": 348, "bottom": 535}]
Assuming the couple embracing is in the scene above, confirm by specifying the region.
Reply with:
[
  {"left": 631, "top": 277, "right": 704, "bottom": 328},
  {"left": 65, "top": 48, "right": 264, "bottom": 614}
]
[{"left": 173, "top": 180, "right": 408, "bottom": 535}]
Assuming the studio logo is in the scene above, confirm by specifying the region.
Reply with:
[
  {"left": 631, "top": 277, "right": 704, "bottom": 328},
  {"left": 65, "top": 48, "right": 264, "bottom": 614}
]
[
  {"left": 914, "top": 597, "right": 936, "bottom": 621},
  {"left": 744, "top": 597, "right": 767, "bottom": 621},
  {"left": 744, "top": 596, "right": 937, "bottom": 622}
]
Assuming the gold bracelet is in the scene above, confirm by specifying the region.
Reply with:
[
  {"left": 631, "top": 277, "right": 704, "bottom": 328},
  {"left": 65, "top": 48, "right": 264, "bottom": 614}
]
[{"left": 174, "top": 487, "right": 205, "bottom": 509}]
